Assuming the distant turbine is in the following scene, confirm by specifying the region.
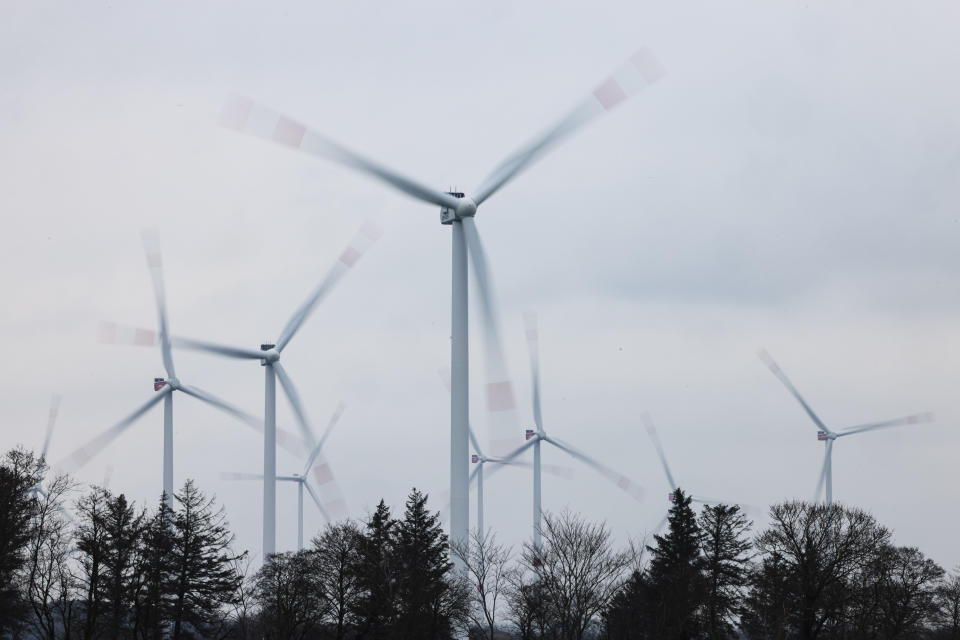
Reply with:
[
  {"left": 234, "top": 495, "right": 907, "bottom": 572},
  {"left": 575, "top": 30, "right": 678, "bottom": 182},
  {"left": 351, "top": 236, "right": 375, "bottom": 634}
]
[
  {"left": 221, "top": 49, "right": 663, "bottom": 555},
  {"left": 160, "top": 223, "right": 378, "bottom": 559},
  {"left": 515, "top": 311, "right": 645, "bottom": 547},
  {"left": 759, "top": 349, "right": 933, "bottom": 506},
  {"left": 223, "top": 402, "right": 346, "bottom": 550},
  {"left": 59, "top": 232, "right": 275, "bottom": 507}
]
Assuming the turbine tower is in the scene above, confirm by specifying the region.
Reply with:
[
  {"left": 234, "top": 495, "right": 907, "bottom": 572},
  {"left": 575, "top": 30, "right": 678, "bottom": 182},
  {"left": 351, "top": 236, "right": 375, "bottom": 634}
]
[
  {"left": 59, "top": 232, "right": 276, "bottom": 506},
  {"left": 220, "top": 50, "right": 663, "bottom": 554},
  {"left": 159, "top": 225, "right": 377, "bottom": 558},
  {"left": 223, "top": 401, "right": 345, "bottom": 551},
  {"left": 515, "top": 311, "right": 644, "bottom": 546},
  {"left": 759, "top": 349, "right": 933, "bottom": 505}
]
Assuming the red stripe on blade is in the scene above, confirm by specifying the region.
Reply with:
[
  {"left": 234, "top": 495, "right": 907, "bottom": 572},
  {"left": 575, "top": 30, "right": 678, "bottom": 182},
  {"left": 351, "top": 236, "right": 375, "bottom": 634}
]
[
  {"left": 134, "top": 329, "right": 155, "bottom": 346},
  {"left": 220, "top": 95, "right": 253, "bottom": 130},
  {"left": 486, "top": 381, "right": 516, "bottom": 412},
  {"left": 313, "top": 463, "right": 334, "bottom": 485},
  {"left": 593, "top": 77, "right": 627, "bottom": 111},
  {"left": 273, "top": 116, "right": 306, "bottom": 148},
  {"left": 339, "top": 247, "right": 361, "bottom": 267}
]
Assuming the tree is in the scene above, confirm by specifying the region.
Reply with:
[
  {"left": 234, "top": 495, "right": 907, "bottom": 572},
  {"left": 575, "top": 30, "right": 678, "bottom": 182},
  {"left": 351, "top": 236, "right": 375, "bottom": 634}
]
[
  {"left": 938, "top": 567, "right": 960, "bottom": 639},
  {"left": 450, "top": 528, "right": 513, "bottom": 640},
  {"left": 604, "top": 569, "right": 658, "bottom": 640},
  {"left": 740, "top": 551, "right": 791, "bottom": 640},
  {"left": 132, "top": 494, "right": 174, "bottom": 640},
  {"left": 698, "top": 503, "right": 752, "bottom": 639},
  {"left": 393, "top": 488, "right": 461, "bottom": 639},
  {"left": 100, "top": 492, "right": 147, "bottom": 640},
  {"left": 353, "top": 499, "right": 398, "bottom": 639},
  {"left": 874, "top": 545, "right": 944, "bottom": 638},
  {"left": 253, "top": 550, "right": 325, "bottom": 640},
  {"left": 525, "top": 509, "right": 632, "bottom": 640},
  {"left": 504, "top": 571, "right": 553, "bottom": 640},
  {"left": 76, "top": 486, "right": 112, "bottom": 640},
  {"left": 168, "top": 480, "right": 244, "bottom": 640},
  {"left": 645, "top": 488, "right": 704, "bottom": 640},
  {"left": 0, "top": 448, "right": 44, "bottom": 636},
  {"left": 313, "top": 520, "right": 363, "bottom": 640},
  {"left": 753, "top": 501, "right": 891, "bottom": 640}
]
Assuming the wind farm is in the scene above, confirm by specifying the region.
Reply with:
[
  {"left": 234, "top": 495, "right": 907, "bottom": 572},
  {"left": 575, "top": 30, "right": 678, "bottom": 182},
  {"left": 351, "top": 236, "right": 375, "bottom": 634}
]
[{"left": 2, "top": 3, "right": 959, "bottom": 637}]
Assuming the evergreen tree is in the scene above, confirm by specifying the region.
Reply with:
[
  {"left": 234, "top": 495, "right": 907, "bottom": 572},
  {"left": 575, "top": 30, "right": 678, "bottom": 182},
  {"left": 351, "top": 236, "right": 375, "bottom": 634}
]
[
  {"left": 102, "top": 492, "right": 146, "bottom": 640},
  {"left": 603, "top": 570, "right": 657, "bottom": 640},
  {"left": 646, "top": 488, "right": 704, "bottom": 640},
  {"left": 740, "top": 551, "right": 791, "bottom": 640},
  {"left": 393, "top": 488, "right": 458, "bottom": 640},
  {"left": 76, "top": 486, "right": 112, "bottom": 640},
  {"left": 168, "top": 480, "right": 244, "bottom": 640},
  {"left": 133, "top": 494, "right": 174, "bottom": 640},
  {"left": 353, "top": 500, "right": 398, "bottom": 639},
  {"left": 0, "top": 449, "right": 43, "bottom": 636},
  {"left": 698, "top": 504, "right": 752, "bottom": 640}
]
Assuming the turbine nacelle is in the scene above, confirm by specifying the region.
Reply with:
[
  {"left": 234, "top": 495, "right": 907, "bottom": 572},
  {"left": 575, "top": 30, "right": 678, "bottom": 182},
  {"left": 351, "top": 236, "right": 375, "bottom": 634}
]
[
  {"left": 259, "top": 344, "right": 280, "bottom": 364},
  {"left": 439, "top": 193, "right": 477, "bottom": 224}
]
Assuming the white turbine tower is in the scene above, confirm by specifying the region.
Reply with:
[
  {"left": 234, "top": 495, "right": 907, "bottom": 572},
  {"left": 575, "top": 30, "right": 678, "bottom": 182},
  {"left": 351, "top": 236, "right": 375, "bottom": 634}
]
[
  {"left": 220, "top": 50, "right": 663, "bottom": 553},
  {"left": 160, "top": 225, "right": 378, "bottom": 559},
  {"left": 223, "top": 401, "right": 345, "bottom": 551},
  {"left": 58, "top": 232, "right": 275, "bottom": 507},
  {"left": 506, "top": 311, "right": 645, "bottom": 546},
  {"left": 759, "top": 350, "right": 933, "bottom": 506}
]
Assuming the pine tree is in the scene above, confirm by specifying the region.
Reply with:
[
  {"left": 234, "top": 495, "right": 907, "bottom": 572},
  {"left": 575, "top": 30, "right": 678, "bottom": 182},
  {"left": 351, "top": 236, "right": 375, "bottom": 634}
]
[
  {"left": 393, "top": 488, "right": 457, "bottom": 640},
  {"left": 168, "top": 480, "right": 244, "bottom": 639},
  {"left": 0, "top": 448, "right": 42, "bottom": 636},
  {"left": 133, "top": 494, "right": 174, "bottom": 640},
  {"left": 698, "top": 503, "right": 752, "bottom": 640},
  {"left": 353, "top": 499, "right": 398, "bottom": 640},
  {"left": 102, "top": 492, "right": 146, "bottom": 640},
  {"left": 646, "top": 488, "right": 704, "bottom": 640},
  {"left": 76, "top": 486, "right": 112, "bottom": 640}
]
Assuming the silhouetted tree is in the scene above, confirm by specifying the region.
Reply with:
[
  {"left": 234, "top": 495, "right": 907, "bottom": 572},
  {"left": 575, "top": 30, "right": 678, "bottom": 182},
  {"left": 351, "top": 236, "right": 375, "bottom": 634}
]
[
  {"left": 740, "top": 551, "right": 791, "bottom": 640},
  {"left": 937, "top": 567, "right": 960, "bottom": 638},
  {"left": 504, "top": 572, "right": 553, "bottom": 640},
  {"left": 646, "top": 488, "right": 704, "bottom": 640},
  {"left": 353, "top": 500, "right": 398, "bottom": 639},
  {"left": 698, "top": 503, "right": 752, "bottom": 639},
  {"left": 313, "top": 520, "right": 363, "bottom": 640},
  {"left": 451, "top": 529, "right": 513, "bottom": 640},
  {"left": 253, "top": 550, "right": 325, "bottom": 640},
  {"left": 604, "top": 569, "right": 658, "bottom": 640},
  {"left": 0, "top": 449, "right": 44, "bottom": 636},
  {"left": 101, "top": 492, "right": 146, "bottom": 640},
  {"left": 168, "top": 480, "right": 244, "bottom": 640},
  {"left": 76, "top": 486, "right": 112, "bottom": 640},
  {"left": 132, "top": 494, "right": 174, "bottom": 640}
]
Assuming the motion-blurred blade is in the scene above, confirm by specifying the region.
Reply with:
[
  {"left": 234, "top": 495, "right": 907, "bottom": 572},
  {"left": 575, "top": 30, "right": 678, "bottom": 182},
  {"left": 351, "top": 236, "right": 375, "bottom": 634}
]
[
  {"left": 461, "top": 218, "right": 519, "bottom": 455},
  {"left": 642, "top": 414, "right": 678, "bottom": 491},
  {"left": 220, "top": 471, "right": 264, "bottom": 481},
  {"left": 472, "top": 48, "right": 663, "bottom": 205},
  {"left": 273, "top": 362, "right": 317, "bottom": 450},
  {"left": 221, "top": 95, "right": 462, "bottom": 210},
  {"left": 475, "top": 438, "right": 537, "bottom": 486},
  {"left": 276, "top": 221, "right": 382, "bottom": 351},
  {"left": 523, "top": 311, "right": 544, "bottom": 432},
  {"left": 546, "top": 436, "right": 644, "bottom": 502},
  {"left": 177, "top": 382, "right": 306, "bottom": 456},
  {"left": 98, "top": 322, "right": 158, "bottom": 347},
  {"left": 758, "top": 350, "right": 830, "bottom": 434},
  {"left": 41, "top": 394, "right": 62, "bottom": 461},
  {"left": 439, "top": 367, "right": 484, "bottom": 456},
  {"left": 172, "top": 336, "right": 267, "bottom": 360},
  {"left": 813, "top": 441, "right": 831, "bottom": 503},
  {"left": 837, "top": 412, "right": 934, "bottom": 438},
  {"left": 57, "top": 386, "right": 172, "bottom": 473},
  {"left": 302, "top": 402, "right": 347, "bottom": 475},
  {"left": 494, "top": 459, "right": 575, "bottom": 480},
  {"left": 304, "top": 479, "right": 335, "bottom": 524},
  {"left": 141, "top": 230, "right": 176, "bottom": 379}
]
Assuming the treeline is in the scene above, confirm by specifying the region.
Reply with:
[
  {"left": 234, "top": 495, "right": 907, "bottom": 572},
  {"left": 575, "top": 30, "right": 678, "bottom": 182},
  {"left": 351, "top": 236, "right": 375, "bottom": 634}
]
[{"left": 3, "top": 446, "right": 960, "bottom": 639}]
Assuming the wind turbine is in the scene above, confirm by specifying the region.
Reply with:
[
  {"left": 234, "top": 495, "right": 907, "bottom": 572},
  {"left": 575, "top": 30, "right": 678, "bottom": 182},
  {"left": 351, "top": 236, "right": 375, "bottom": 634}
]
[
  {"left": 515, "top": 311, "right": 644, "bottom": 547},
  {"left": 220, "top": 49, "right": 663, "bottom": 552},
  {"left": 58, "top": 232, "right": 274, "bottom": 508},
  {"left": 759, "top": 350, "right": 933, "bottom": 506},
  {"left": 224, "top": 402, "right": 346, "bottom": 550},
  {"left": 643, "top": 414, "right": 747, "bottom": 534},
  {"left": 155, "top": 223, "right": 378, "bottom": 558}
]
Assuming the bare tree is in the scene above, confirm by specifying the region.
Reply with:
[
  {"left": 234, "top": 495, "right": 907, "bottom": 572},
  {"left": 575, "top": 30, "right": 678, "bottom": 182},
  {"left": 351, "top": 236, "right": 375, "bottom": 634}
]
[
  {"left": 450, "top": 529, "right": 513, "bottom": 639},
  {"left": 938, "top": 567, "right": 960, "bottom": 638},
  {"left": 312, "top": 521, "right": 362, "bottom": 640},
  {"left": 523, "top": 510, "right": 632, "bottom": 640}
]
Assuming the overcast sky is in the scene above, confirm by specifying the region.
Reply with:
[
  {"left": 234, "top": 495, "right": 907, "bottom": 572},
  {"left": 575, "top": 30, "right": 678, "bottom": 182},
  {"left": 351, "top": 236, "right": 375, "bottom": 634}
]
[{"left": 2, "top": 0, "right": 959, "bottom": 569}]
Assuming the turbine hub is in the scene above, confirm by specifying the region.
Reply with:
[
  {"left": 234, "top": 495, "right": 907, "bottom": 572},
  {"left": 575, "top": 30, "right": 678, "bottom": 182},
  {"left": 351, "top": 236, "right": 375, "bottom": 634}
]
[
  {"left": 456, "top": 198, "right": 477, "bottom": 218},
  {"left": 165, "top": 376, "right": 181, "bottom": 390},
  {"left": 260, "top": 344, "right": 280, "bottom": 364},
  {"left": 439, "top": 191, "right": 477, "bottom": 224}
]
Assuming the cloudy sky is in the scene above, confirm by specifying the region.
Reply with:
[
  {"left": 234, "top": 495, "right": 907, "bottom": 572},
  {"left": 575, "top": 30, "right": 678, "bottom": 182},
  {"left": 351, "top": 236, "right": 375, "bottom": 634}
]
[{"left": 2, "top": 1, "right": 959, "bottom": 568}]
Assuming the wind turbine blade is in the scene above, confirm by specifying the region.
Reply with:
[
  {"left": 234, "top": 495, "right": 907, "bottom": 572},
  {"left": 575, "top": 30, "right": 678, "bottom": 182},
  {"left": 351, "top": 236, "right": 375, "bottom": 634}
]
[
  {"left": 439, "top": 367, "right": 484, "bottom": 456},
  {"left": 57, "top": 386, "right": 172, "bottom": 473},
  {"left": 141, "top": 230, "right": 176, "bottom": 379},
  {"left": 98, "top": 322, "right": 158, "bottom": 347},
  {"left": 273, "top": 362, "right": 318, "bottom": 450},
  {"left": 494, "top": 459, "right": 575, "bottom": 480},
  {"left": 171, "top": 336, "right": 267, "bottom": 360},
  {"left": 472, "top": 48, "right": 663, "bottom": 206},
  {"left": 641, "top": 414, "right": 678, "bottom": 491},
  {"left": 41, "top": 394, "right": 62, "bottom": 461},
  {"left": 302, "top": 402, "right": 347, "bottom": 475},
  {"left": 461, "top": 217, "right": 519, "bottom": 456},
  {"left": 813, "top": 442, "right": 830, "bottom": 503},
  {"left": 304, "top": 479, "right": 334, "bottom": 523},
  {"left": 758, "top": 349, "right": 831, "bottom": 434},
  {"left": 523, "top": 311, "right": 544, "bottom": 432},
  {"left": 837, "top": 412, "right": 934, "bottom": 438},
  {"left": 220, "top": 95, "right": 462, "bottom": 210},
  {"left": 276, "top": 221, "right": 382, "bottom": 351},
  {"left": 220, "top": 471, "right": 264, "bottom": 481},
  {"left": 546, "top": 436, "right": 645, "bottom": 502},
  {"left": 474, "top": 439, "right": 537, "bottom": 485}
]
